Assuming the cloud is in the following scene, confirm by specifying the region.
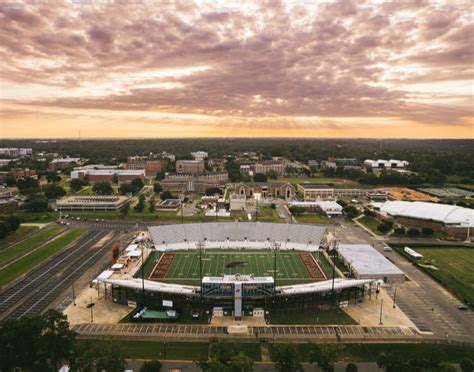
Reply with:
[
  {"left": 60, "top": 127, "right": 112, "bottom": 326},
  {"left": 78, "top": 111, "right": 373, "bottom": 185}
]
[{"left": 0, "top": 0, "right": 472, "bottom": 136}]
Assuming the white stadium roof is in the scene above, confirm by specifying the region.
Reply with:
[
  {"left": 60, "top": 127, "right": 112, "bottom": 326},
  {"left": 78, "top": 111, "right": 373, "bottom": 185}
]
[
  {"left": 277, "top": 278, "right": 373, "bottom": 295},
  {"left": 380, "top": 201, "right": 474, "bottom": 227},
  {"left": 337, "top": 244, "right": 405, "bottom": 278}
]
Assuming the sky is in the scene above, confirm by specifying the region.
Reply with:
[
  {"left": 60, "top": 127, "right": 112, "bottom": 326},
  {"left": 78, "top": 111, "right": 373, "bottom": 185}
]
[{"left": 0, "top": 0, "right": 473, "bottom": 139}]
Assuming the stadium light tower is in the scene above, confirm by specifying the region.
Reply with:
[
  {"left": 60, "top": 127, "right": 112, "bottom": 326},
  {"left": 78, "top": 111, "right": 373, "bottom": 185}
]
[
  {"left": 331, "top": 239, "right": 338, "bottom": 307},
  {"left": 271, "top": 241, "right": 281, "bottom": 292},
  {"left": 196, "top": 240, "right": 206, "bottom": 302}
]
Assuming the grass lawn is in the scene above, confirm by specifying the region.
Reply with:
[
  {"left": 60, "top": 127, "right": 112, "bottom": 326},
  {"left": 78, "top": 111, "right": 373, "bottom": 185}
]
[
  {"left": 359, "top": 215, "right": 385, "bottom": 235},
  {"left": 151, "top": 249, "right": 327, "bottom": 286},
  {"left": 81, "top": 340, "right": 210, "bottom": 360},
  {"left": 0, "top": 226, "right": 64, "bottom": 264},
  {"left": 295, "top": 213, "right": 332, "bottom": 224},
  {"left": 14, "top": 211, "right": 60, "bottom": 223},
  {"left": 402, "top": 246, "right": 474, "bottom": 306},
  {"left": 257, "top": 206, "right": 282, "bottom": 222},
  {"left": 135, "top": 251, "right": 161, "bottom": 278},
  {"left": 267, "top": 309, "right": 356, "bottom": 325},
  {"left": 270, "top": 343, "right": 474, "bottom": 363},
  {"left": 0, "top": 225, "right": 39, "bottom": 248},
  {"left": 0, "top": 228, "right": 86, "bottom": 287}
]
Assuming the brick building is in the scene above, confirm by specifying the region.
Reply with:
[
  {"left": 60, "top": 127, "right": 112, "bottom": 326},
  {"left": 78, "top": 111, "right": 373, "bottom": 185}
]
[
  {"left": 71, "top": 169, "right": 145, "bottom": 184},
  {"left": 176, "top": 160, "right": 205, "bottom": 175},
  {"left": 126, "top": 156, "right": 165, "bottom": 176},
  {"left": 240, "top": 160, "right": 284, "bottom": 176},
  {"left": 161, "top": 172, "right": 228, "bottom": 193},
  {"left": 49, "top": 157, "right": 82, "bottom": 171},
  {"left": 234, "top": 182, "right": 295, "bottom": 200}
]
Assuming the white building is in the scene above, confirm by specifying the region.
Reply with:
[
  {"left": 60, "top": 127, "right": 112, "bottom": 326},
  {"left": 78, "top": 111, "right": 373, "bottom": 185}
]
[
  {"left": 337, "top": 244, "right": 405, "bottom": 283},
  {"left": 364, "top": 159, "right": 409, "bottom": 169},
  {"left": 191, "top": 151, "right": 208, "bottom": 161},
  {"left": 230, "top": 193, "right": 246, "bottom": 211},
  {"left": 289, "top": 200, "right": 343, "bottom": 216}
]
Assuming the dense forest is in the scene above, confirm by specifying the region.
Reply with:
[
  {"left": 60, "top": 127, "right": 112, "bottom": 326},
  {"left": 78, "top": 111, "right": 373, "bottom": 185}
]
[{"left": 1, "top": 139, "right": 473, "bottom": 179}]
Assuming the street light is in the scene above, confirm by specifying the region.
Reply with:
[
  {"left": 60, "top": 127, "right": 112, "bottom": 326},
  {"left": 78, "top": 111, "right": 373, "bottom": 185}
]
[
  {"left": 271, "top": 241, "right": 280, "bottom": 293},
  {"left": 86, "top": 297, "right": 95, "bottom": 322}
]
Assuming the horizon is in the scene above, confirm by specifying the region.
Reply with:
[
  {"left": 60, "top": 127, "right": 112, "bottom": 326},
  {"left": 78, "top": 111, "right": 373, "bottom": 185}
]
[{"left": 1, "top": 1, "right": 473, "bottom": 139}]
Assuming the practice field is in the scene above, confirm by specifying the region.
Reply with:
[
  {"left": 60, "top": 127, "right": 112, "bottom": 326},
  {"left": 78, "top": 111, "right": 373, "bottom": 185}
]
[
  {"left": 149, "top": 250, "right": 328, "bottom": 285},
  {"left": 414, "top": 247, "right": 474, "bottom": 306}
]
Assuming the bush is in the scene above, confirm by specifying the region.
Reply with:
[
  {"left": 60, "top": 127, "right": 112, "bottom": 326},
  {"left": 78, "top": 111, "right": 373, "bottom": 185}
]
[
  {"left": 270, "top": 203, "right": 276, "bottom": 209},
  {"left": 70, "top": 178, "right": 89, "bottom": 192},
  {"left": 160, "top": 191, "right": 173, "bottom": 200},
  {"left": 253, "top": 173, "right": 267, "bottom": 182},
  {"left": 421, "top": 227, "right": 434, "bottom": 236},
  {"left": 394, "top": 227, "right": 405, "bottom": 235},
  {"left": 289, "top": 206, "right": 305, "bottom": 216},
  {"left": 460, "top": 358, "right": 474, "bottom": 372},
  {"left": 153, "top": 183, "right": 162, "bottom": 193},
  {"left": 346, "top": 363, "right": 358, "bottom": 372},
  {"left": 139, "top": 360, "right": 163, "bottom": 372},
  {"left": 377, "top": 223, "right": 390, "bottom": 233},
  {"left": 205, "top": 187, "right": 223, "bottom": 196},
  {"left": 407, "top": 228, "right": 420, "bottom": 237}
]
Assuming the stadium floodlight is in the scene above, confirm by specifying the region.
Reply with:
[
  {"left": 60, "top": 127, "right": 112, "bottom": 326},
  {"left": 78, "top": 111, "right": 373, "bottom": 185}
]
[
  {"left": 271, "top": 241, "right": 281, "bottom": 292},
  {"left": 196, "top": 241, "right": 206, "bottom": 302}
]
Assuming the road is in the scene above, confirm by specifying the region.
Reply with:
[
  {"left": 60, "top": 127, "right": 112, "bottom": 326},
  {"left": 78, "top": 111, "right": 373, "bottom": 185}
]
[{"left": 328, "top": 221, "right": 474, "bottom": 343}]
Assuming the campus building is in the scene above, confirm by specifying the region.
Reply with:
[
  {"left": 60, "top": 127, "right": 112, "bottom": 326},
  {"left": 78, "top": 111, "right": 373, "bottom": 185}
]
[
  {"left": 126, "top": 156, "right": 165, "bottom": 176},
  {"left": 240, "top": 160, "right": 285, "bottom": 176},
  {"left": 337, "top": 244, "right": 405, "bottom": 283},
  {"left": 297, "top": 183, "right": 334, "bottom": 200},
  {"left": 191, "top": 151, "right": 208, "bottom": 161},
  {"left": 0, "top": 148, "right": 32, "bottom": 157},
  {"left": 364, "top": 159, "right": 409, "bottom": 169},
  {"left": 48, "top": 157, "right": 82, "bottom": 171},
  {"left": 378, "top": 201, "right": 473, "bottom": 239},
  {"left": 234, "top": 182, "right": 295, "bottom": 200},
  {"left": 176, "top": 160, "right": 205, "bottom": 175},
  {"left": 71, "top": 169, "right": 145, "bottom": 184},
  {"left": 55, "top": 195, "right": 131, "bottom": 211},
  {"left": 161, "top": 172, "right": 228, "bottom": 193}
]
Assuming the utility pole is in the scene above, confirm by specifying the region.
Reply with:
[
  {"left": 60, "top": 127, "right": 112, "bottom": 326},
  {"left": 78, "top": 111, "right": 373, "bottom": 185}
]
[
  {"left": 181, "top": 202, "right": 184, "bottom": 224},
  {"left": 331, "top": 240, "right": 338, "bottom": 307},
  {"left": 72, "top": 283, "right": 76, "bottom": 306},
  {"left": 255, "top": 196, "right": 259, "bottom": 222},
  {"left": 379, "top": 298, "right": 384, "bottom": 325},
  {"left": 392, "top": 285, "right": 397, "bottom": 308},
  {"left": 87, "top": 297, "right": 95, "bottom": 323}
]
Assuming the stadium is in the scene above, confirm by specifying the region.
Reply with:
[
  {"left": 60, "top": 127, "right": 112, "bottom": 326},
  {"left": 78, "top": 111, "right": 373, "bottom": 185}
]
[{"left": 98, "top": 223, "right": 373, "bottom": 321}]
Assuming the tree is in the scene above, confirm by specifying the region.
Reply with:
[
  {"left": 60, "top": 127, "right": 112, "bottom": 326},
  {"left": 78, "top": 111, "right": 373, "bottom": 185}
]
[
  {"left": 346, "top": 363, "right": 358, "bottom": 372},
  {"left": 43, "top": 184, "right": 66, "bottom": 200},
  {"left": 40, "top": 310, "right": 77, "bottom": 370},
  {"left": 70, "top": 178, "right": 89, "bottom": 192},
  {"left": 289, "top": 206, "right": 305, "bottom": 216},
  {"left": 407, "top": 228, "right": 420, "bottom": 237},
  {"left": 24, "top": 193, "right": 48, "bottom": 212},
  {"left": 267, "top": 170, "right": 279, "bottom": 179},
  {"left": 4, "top": 175, "right": 16, "bottom": 186},
  {"left": 197, "top": 343, "right": 254, "bottom": 372},
  {"left": 131, "top": 177, "right": 145, "bottom": 192},
  {"left": 160, "top": 191, "right": 173, "bottom": 200},
  {"left": 92, "top": 181, "right": 113, "bottom": 195},
  {"left": 421, "top": 227, "right": 434, "bottom": 236},
  {"left": 270, "top": 203, "right": 276, "bottom": 209},
  {"left": 119, "top": 183, "right": 136, "bottom": 195},
  {"left": 309, "top": 343, "right": 341, "bottom": 372},
  {"left": 46, "top": 172, "right": 61, "bottom": 183},
  {"left": 140, "top": 360, "right": 163, "bottom": 372},
  {"left": 149, "top": 195, "right": 156, "bottom": 213},
  {"left": 134, "top": 194, "right": 146, "bottom": 212},
  {"left": 272, "top": 344, "right": 303, "bottom": 372},
  {"left": 377, "top": 223, "right": 390, "bottom": 234},
  {"left": 377, "top": 351, "right": 408, "bottom": 372},
  {"left": 16, "top": 176, "right": 40, "bottom": 194},
  {"left": 205, "top": 187, "right": 223, "bottom": 196},
  {"left": 71, "top": 341, "right": 126, "bottom": 372},
  {"left": 253, "top": 173, "right": 267, "bottom": 182},
  {"left": 155, "top": 170, "right": 166, "bottom": 181},
  {"left": 153, "top": 182, "right": 163, "bottom": 193},
  {"left": 120, "top": 201, "right": 130, "bottom": 216},
  {"left": 460, "top": 358, "right": 474, "bottom": 372}
]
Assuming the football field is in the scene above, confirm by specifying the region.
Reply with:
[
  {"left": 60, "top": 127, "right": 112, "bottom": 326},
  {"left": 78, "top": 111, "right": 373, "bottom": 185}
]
[{"left": 149, "top": 250, "right": 328, "bottom": 285}]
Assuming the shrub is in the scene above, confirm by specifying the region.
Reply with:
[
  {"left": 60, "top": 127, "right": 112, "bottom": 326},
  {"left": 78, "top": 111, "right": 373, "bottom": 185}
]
[
  {"left": 394, "top": 227, "right": 405, "bottom": 235},
  {"left": 346, "top": 363, "right": 358, "bottom": 372},
  {"left": 407, "top": 228, "right": 420, "bottom": 237},
  {"left": 421, "top": 227, "right": 434, "bottom": 236},
  {"left": 377, "top": 223, "right": 390, "bottom": 233}
]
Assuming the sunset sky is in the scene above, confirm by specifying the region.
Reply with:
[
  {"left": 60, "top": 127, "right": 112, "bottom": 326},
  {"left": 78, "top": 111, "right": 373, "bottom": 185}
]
[{"left": 1, "top": 0, "right": 473, "bottom": 139}]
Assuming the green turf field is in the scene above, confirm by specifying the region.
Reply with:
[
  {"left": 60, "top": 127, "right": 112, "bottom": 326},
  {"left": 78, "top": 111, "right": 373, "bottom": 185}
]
[
  {"left": 413, "top": 247, "right": 474, "bottom": 306},
  {"left": 154, "top": 250, "right": 327, "bottom": 285}
]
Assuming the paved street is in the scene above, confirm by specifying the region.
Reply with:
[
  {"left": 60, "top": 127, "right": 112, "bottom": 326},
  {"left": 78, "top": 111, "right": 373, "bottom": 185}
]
[{"left": 329, "top": 221, "right": 474, "bottom": 343}]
